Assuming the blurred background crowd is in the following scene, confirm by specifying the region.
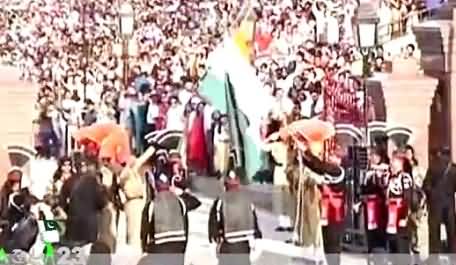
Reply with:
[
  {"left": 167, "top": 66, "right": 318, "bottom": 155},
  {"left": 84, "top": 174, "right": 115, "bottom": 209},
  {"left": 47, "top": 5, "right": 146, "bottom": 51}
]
[
  {"left": 0, "top": 0, "right": 436, "bottom": 163},
  {"left": 0, "top": 0, "right": 453, "bottom": 263}
]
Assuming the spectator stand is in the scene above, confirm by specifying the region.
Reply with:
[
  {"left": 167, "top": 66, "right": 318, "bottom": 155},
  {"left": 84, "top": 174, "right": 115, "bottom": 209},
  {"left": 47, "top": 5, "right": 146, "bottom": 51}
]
[{"left": 376, "top": 3, "right": 444, "bottom": 58}]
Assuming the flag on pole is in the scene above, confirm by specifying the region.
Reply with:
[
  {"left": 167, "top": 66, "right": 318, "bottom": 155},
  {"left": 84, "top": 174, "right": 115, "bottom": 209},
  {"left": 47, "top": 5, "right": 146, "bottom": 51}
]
[
  {"left": 225, "top": 74, "right": 248, "bottom": 171},
  {"left": 199, "top": 0, "right": 269, "bottom": 181}
]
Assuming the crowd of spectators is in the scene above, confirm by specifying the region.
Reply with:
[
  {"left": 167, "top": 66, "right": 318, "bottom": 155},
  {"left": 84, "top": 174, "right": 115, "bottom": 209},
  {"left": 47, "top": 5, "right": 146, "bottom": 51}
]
[{"left": 0, "top": 0, "right": 429, "bottom": 159}]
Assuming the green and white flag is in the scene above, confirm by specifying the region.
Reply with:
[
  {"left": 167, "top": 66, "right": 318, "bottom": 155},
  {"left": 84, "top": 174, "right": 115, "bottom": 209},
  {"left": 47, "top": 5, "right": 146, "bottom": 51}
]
[
  {"left": 199, "top": 38, "right": 270, "bottom": 182},
  {"left": 39, "top": 220, "right": 60, "bottom": 243}
]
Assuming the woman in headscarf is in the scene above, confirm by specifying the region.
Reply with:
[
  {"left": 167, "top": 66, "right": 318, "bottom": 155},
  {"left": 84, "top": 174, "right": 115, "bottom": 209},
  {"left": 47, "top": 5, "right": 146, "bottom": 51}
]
[
  {"left": 50, "top": 156, "right": 74, "bottom": 197},
  {"left": 0, "top": 167, "right": 39, "bottom": 252},
  {"left": 45, "top": 156, "right": 75, "bottom": 220},
  {"left": 0, "top": 167, "right": 23, "bottom": 223}
]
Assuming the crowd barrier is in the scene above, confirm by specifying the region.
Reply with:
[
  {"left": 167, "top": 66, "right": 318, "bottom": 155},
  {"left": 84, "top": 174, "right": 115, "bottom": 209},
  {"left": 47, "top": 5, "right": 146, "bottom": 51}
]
[{"left": 377, "top": 6, "right": 442, "bottom": 46}]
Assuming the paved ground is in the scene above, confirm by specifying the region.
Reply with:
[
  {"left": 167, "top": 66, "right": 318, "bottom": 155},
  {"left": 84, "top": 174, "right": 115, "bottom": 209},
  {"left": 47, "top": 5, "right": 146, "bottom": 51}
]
[
  {"left": 183, "top": 194, "right": 368, "bottom": 265},
  {"left": 113, "top": 191, "right": 367, "bottom": 265}
]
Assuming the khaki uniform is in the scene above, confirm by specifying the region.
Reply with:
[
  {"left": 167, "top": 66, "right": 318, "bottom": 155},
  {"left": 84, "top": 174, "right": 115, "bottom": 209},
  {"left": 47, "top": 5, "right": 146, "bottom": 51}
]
[
  {"left": 117, "top": 146, "right": 156, "bottom": 249},
  {"left": 264, "top": 141, "right": 294, "bottom": 227},
  {"left": 119, "top": 166, "right": 146, "bottom": 249},
  {"left": 295, "top": 168, "right": 323, "bottom": 248}
]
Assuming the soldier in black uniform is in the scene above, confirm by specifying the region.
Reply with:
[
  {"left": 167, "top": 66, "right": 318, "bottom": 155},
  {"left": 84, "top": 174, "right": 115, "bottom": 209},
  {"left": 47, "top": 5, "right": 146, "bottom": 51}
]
[
  {"left": 208, "top": 170, "right": 262, "bottom": 265},
  {"left": 141, "top": 174, "right": 188, "bottom": 265},
  {"left": 423, "top": 147, "right": 456, "bottom": 263}
]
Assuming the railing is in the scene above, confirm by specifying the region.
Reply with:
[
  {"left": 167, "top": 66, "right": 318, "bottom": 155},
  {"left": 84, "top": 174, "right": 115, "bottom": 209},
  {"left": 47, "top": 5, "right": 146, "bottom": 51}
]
[{"left": 377, "top": 6, "right": 441, "bottom": 46}]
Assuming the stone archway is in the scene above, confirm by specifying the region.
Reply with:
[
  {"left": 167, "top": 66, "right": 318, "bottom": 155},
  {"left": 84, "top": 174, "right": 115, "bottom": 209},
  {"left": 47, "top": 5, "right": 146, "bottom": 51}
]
[
  {"left": 7, "top": 145, "right": 36, "bottom": 176},
  {"left": 335, "top": 124, "right": 363, "bottom": 148},
  {"left": 385, "top": 126, "right": 414, "bottom": 148},
  {"left": 368, "top": 121, "right": 388, "bottom": 150}
]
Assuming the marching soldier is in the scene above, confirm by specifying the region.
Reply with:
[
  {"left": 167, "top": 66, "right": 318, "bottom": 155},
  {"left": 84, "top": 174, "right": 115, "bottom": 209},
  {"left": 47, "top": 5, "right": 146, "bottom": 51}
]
[
  {"left": 145, "top": 149, "right": 201, "bottom": 209},
  {"left": 141, "top": 173, "right": 189, "bottom": 265},
  {"left": 208, "top": 170, "right": 262, "bottom": 265},
  {"left": 118, "top": 145, "right": 156, "bottom": 249},
  {"left": 358, "top": 147, "right": 389, "bottom": 264},
  {"left": 319, "top": 149, "right": 346, "bottom": 265},
  {"left": 285, "top": 120, "right": 333, "bottom": 253},
  {"left": 168, "top": 151, "right": 202, "bottom": 211},
  {"left": 262, "top": 132, "right": 294, "bottom": 233},
  {"left": 385, "top": 152, "right": 413, "bottom": 265}
]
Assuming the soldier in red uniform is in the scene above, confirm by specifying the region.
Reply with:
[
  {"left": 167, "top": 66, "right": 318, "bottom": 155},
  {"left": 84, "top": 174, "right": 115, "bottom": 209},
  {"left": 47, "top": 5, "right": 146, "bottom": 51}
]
[
  {"left": 385, "top": 152, "right": 413, "bottom": 265},
  {"left": 359, "top": 147, "right": 389, "bottom": 263},
  {"left": 319, "top": 150, "right": 345, "bottom": 265}
]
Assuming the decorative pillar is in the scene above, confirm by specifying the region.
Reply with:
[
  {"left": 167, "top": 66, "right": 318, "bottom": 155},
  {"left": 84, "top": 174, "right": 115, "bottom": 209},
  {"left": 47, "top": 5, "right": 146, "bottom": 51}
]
[
  {"left": 414, "top": 9, "right": 456, "bottom": 163},
  {"left": 381, "top": 58, "right": 438, "bottom": 170}
]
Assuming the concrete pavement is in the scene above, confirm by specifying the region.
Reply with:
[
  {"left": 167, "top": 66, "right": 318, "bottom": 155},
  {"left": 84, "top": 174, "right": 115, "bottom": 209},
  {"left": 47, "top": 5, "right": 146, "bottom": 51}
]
[
  {"left": 113, "top": 192, "right": 368, "bottom": 265},
  {"left": 184, "top": 194, "right": 367, "bottom": 265}
]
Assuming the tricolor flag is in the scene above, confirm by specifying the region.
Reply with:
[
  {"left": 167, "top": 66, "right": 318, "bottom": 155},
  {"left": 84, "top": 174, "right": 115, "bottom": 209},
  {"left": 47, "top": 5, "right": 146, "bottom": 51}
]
[
  {"left": 39, "top": 219, "right": 60, "bottom": 243},
  {"left": 199, "top": 0, "right": 269, "bottom": 181}
]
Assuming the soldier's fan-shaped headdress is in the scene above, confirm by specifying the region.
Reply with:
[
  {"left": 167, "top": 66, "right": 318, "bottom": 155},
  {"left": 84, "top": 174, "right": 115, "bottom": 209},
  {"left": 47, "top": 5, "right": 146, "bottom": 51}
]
[{"left": 279, "top": 119, "right": 335, "bottom": 156}]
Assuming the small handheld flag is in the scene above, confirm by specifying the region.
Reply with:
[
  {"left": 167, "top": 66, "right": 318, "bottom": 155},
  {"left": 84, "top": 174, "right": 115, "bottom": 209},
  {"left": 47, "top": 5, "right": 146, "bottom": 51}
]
[{"left": 39, "top": 220, "right": 60, "bottom": 243}]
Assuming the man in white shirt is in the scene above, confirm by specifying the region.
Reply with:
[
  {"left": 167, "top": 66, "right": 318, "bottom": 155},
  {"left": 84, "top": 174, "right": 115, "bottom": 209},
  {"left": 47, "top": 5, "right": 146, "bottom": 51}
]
[
  {"left": 146, "top": 93, "right": 160, "bottom": 133},
  {"left": 166, "top": 96, "right": 185, "bottom": 131},
  {"left": 301, "top": 90, "right": 324, "bottom": 119},
  {"left": 179, "top": 81, "right": 194, "bottom": 106},
  {"left": 326, "top": 12, "right": 339, "bottom": 45},
  {"left": 25, "top": 156, "right": 58, "bottom": 200},
  {"left": 271, "top": 88, "right": 294, "bottom": 120}
]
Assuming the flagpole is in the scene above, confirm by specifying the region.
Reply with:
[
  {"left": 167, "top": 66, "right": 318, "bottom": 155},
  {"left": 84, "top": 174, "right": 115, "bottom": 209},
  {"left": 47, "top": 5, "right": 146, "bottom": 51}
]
[{"left": 322, "top": 78, "right": 329, "bottom": 161}]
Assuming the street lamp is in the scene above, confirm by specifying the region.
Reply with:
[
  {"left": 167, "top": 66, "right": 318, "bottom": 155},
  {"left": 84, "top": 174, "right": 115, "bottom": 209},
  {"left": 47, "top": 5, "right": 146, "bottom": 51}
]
[
  {"left": 356, "top": 15, "right": 379, "bottom": 147},
  {"left": 344, "top": 15, "right": 379, "bottom": 251},
  {"left": 119, "top": 2, "right": 135, "bottom": 90}
]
